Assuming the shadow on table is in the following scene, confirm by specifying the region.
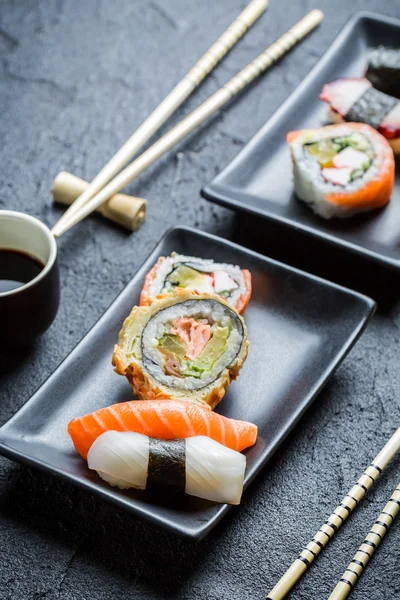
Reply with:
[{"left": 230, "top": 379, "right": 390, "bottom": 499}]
[
  {"left": 0, "top": 464, "right": 207, "bottom": 595},
  {"left": 232, "top": 212, "right": 400, "bottom": 313},
  {"left": 0, "top": 346, "right": 34, "bottom": 380}
]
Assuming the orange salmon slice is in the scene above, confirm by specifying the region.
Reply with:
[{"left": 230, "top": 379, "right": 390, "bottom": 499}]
[{"left": 68, "top": 399, "right": 258, "bottom": 460}]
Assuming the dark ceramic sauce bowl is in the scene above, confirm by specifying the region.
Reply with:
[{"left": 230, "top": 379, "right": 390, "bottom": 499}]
[{"left": 0, "top": 211, "right": 60, "bottom": 348}]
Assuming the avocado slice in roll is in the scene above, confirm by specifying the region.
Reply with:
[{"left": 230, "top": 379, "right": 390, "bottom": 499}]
[{"left": 113, "top": 290, "right": 249, "bottom": 409}]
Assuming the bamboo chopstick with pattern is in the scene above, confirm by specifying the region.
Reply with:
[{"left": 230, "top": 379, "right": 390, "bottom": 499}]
[
  {"left": 51, "top": 0, "right": 268, "bottom": 236},
  {"left": 328, "top": 482, "right": 400, "bottom": 600},
  {"left": 52, "top": 9, "right": 324, "bottom": 238},
  {"left": 266, "top": 426, "right": 400, "bottom": 600}
]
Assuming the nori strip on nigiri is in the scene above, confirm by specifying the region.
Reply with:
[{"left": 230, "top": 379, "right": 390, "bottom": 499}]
[
  {"left": 147, "top": 438, "right": 186, "bottom": 491},
  {"left": 346, "top": 87, "right": 397, "bottom": 129},
  {"left": 366, "top": 47, "right": 400, "bottom": 99}
]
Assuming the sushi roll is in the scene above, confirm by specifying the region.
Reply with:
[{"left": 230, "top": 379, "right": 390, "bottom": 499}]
[
  {"left": 87, "top": 431, "right": 246, "bottom": 504},
  {"left": 140, "top": 253, "right": 252, "bottom": 314},
  {"left": 287, "top": 123, "right": 395, "bottom": 219},
  {"left": 320, "top": 78, "right": 400, "bottom": 153},
  {"left": 366, "top": 47, "right": 400, "bottom": 99},
  {"left": 68, "top": 398, "right": 258, "bottom": 460},
  {"left": 113, "top": 290, "right": 249, "bottom": 409}
]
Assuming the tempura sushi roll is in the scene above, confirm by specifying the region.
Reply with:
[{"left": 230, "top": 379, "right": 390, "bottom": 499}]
[
  {"left": 287, "top": 123, "right": 395, "bottom": 219},
  {"left": 88, "top": 432, "right": 246, "bottom": 504},
  {"left": 366, "top": 47, "right": 400, "bottom": 99},
  {"left": 140, "top": 253, "right": 252, "bottom": 314},
  {"left": 320, "top": 78, "right": 400, "bottom": 153},
  {"left": 113, "top": 290, "right": 249, "bottom": 409}
]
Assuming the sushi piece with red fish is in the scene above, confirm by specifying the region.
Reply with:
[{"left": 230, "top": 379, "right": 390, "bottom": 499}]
[
  {"left": 68, "top": 398, "right": 258, "bottom": 460},
  {"left": 113, "top": 290, "right": 249, "bottom": 409},
  {"left": 320, "top": 78, "right": 400, "bottom": 154}
]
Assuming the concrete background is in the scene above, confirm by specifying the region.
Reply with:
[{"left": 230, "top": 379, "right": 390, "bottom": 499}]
[{"left": 0, "top": 1, "right": 399, "bottom": 598}]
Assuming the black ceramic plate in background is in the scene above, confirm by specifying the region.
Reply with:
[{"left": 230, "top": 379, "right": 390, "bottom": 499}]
[
  {"left": 202, "top": 12, "right": 400, "bottom": 271},
  {"left": 0, "top": 227, "right": 375, "bottom": 539}
]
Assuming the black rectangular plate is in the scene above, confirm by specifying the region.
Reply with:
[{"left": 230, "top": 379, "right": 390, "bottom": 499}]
[
  {"left": 0, "top": 227, "right": 375, "bottom": 539},
  {"left": 202, "top": 12, "right": 400, "bottom": 271}
]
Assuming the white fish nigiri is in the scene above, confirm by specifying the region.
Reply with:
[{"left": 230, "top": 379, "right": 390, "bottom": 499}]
[{"left": 87, "top": 431, "right": 246, "bottom": 505}]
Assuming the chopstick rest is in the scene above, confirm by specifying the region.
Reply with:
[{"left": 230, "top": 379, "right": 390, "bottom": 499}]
[
  {"left": 52, "top": 172, "right": 146, "bottom": 232},
  {"left": 266, "top": 426, "right": 400, "bottom": 600},
  {"left": 328, "top": 482, "right": 400, "bottom": 600}
]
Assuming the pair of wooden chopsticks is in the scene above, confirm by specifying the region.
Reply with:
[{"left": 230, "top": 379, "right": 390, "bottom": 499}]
[
  {"left": 51, "top": 3, "right": 323, "bottom": 238},
  {"left": 266, "top": 426, "right": 400, "bottom": 600}
]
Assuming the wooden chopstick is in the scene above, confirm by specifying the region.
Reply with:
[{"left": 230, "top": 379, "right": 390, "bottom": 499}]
[
  {"left": 51, "top": 0, "right": 268, "bottom": 235},
  {"left": 328, "top": 482, "right": 400, "bottom": 600},
  {"left": 52, "top": 9, "right": 324, "bottom": 238},
  {"left": 266, "top": 426, "right": 400, "bottom": 600}
]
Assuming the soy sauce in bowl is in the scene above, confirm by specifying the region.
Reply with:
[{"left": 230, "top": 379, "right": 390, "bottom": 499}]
[{"left": 0, "top": 249, "right": 44, "bottom": 294}]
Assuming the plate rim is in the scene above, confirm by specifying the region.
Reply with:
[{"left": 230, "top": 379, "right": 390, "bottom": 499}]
[
  {"left": 201, "top": 10, "right": 400, "bottom": 270},
  {"left": 0, "top": 225, "right": 376, "bottom": 539}
]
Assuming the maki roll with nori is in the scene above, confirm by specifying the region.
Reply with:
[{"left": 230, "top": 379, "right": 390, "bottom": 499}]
[
  {"left": 366, "top": 47, "right": 400, "bottom": 99},
  {"left": 140, "top": 253, "right": 252, "bottom": 314},
  {"left": 320, "top": 78, "right": 400, "bottom": 153},
  {"left": 87, "top": 431, "right": 246, "bottom": 504},
  {"left": 113, "top": 290, "right": 249, "bottom": 409},
  {"left": 287, "top": 123, "right": 395, "bottom": 219}
]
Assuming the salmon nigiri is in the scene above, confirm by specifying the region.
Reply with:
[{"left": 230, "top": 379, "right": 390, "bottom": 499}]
[
  {"left": 287, "top": 123, "right": 395, "bottom": 219},
  {"left": 68, "top": 399, "right": 258, "bottom": 460}
]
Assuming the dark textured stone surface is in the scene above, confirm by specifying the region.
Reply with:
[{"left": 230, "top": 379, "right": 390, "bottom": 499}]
[{"left": 0, "top": 1, "right": 399, "bottom": 598}]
